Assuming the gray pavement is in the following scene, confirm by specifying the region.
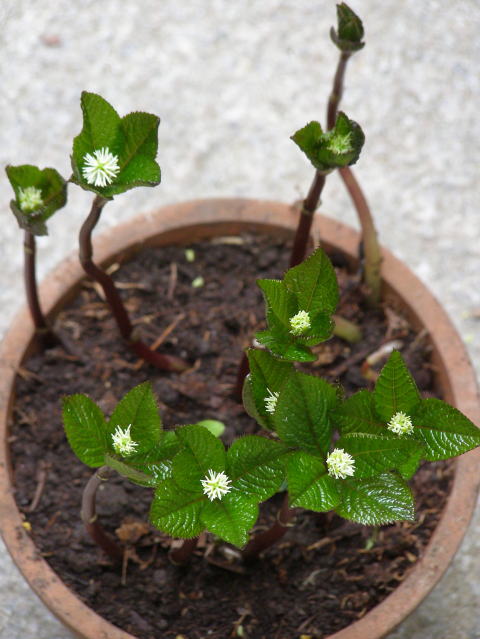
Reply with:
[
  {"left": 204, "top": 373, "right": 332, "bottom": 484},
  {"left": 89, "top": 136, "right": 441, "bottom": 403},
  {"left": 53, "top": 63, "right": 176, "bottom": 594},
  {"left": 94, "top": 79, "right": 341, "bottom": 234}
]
[{"left": 0, "top": 1, "right": 479, "bottom": 638}]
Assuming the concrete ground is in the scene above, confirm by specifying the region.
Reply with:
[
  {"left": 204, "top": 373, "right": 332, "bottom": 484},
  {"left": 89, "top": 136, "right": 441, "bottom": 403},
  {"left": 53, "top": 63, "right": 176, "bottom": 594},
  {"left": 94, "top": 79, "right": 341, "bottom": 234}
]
[{"left": 0, "top": 1, "right": 479, "bottom": 637}]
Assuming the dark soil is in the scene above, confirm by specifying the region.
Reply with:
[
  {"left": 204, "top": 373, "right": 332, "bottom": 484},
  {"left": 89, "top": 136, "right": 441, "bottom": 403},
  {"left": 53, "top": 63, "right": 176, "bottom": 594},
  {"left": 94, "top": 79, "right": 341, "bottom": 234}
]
[{"left": 10, "top": 233, "right": 452, "bottom": 639}]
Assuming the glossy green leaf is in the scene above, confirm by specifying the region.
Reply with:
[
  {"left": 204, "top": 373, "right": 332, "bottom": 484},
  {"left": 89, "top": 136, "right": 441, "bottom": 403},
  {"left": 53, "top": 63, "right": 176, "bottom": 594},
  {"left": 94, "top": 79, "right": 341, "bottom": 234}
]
[
  {"left": 257, "top": 278, "right": 298, "bottom": 329},
  {"left": 62, "top": 395, "right": 108, "bottom": 467},
  {"left": 284, "top": 247, "right": 339, "bottom": 316},
  {"left": 127, "top": 431, "right": 180, "bottom": 484},
  {"left": 227, "top": 436, "right": 289, "bottom": 501},
  {"left": 104, "top": 452, "right": 154, "bottom": 487},
  {"left": 336, "top": 473, "right": 415, "bottom": 525},
  {"left": 287, "top": 451, "right": 340, "bottom": 511},
  {"left": 255, "top": 329, "right": 317, "bottom": 362},
  {"left": 173, "top": 424, "right": 226, "bottom": 491},
  {"left": 337, "top": 433, "right": 423, "bottom": 478},
  {"left": 410, "top": 398, "right": 480, "bottom": 461},
  {"left": 108, "top": 381, "right": 161, "bottom": 455},
  {"left": 297, "top": 311, "right": 335, "bottom": 346},
  {"left": 274, "top": 372, "right": 338, "bottom": 455},
  {"left": 374, "top": 351, "right": 421, "bottom": 422},
  {"left": 150, "top": 479, "right": 205, "bottom": 538},
  {"left": 6, "top": 165, "right": 67, "bottom": 236},
  {"left": 332, "top": 390, "right": 385, "bottom": 435},
  {"left": 201, "top": 493, "right": 259, "bottom": 548},
  {"left": 245, "top": 349, "right": 294, "bottom": 428},
  {"left": 330, "top": 3, "right": 365, "bottom": 52}
]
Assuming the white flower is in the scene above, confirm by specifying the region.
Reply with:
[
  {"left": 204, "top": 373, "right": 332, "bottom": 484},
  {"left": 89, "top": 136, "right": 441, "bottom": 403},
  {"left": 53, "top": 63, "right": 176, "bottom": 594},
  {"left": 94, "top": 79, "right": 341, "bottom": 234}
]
[
  {"left": 264, "top": 389, "right": 279, "bottom": 414},
  {"left": 18, "top": 186, "right": 43, "bottom": 212},
  {"left": 327, "top": 132, "right": 353, "bottom": 154},
  {"left": 387, "top": 411, "right": 414, "bottom": 436},
  {"left": 326, "top": 448, "right": 355, "bottom": 479},
  {"left": 82, "top": 147, "right": 120, "bottom": 187},
  {"left": 111, "top": 424, "right": 138, "bottom": 456},
  {"left": 201, "top": 469, "right": 232, "bottom": 501},
  {"left": 289, "top": 310, "right": 311, "bottom": 336}
]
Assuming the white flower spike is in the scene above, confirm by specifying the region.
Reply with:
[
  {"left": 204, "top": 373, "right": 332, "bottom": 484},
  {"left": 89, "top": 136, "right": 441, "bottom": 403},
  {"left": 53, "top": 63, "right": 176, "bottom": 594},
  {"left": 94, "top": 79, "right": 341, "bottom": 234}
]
[
  {"left": 112, "top": 424, "right": 138, "bottom": 456},
  {"left": 201, "top": 469, "right": 232, "bottom": 501},
  {"left": 264, "top": 388, "right": 279, "bottom": 414},
  {"left": 387, "top": 411, "right": 414, "bottom": 436},
  {"left": 289, "top": 310, "right": 311, "bottom": 336},
  {"left": 326, "top": 448, "right": 355, "bottom": 479},
  {"left": 82, "top": 147, "right": 120, "bottom": 187},
  {"left": 18, "top": 186, "right": 43, "bottom": 212}
]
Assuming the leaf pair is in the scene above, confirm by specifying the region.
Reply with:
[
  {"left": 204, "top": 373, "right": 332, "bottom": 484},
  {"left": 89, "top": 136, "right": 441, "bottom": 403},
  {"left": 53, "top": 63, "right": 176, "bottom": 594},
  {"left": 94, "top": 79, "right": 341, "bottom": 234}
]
[
  {"left": 150, "top": 426, "right": 290, "bottom": 547},
  {"left": 71, "top": 92, "right": 161, "bottom": 197},
  {"left": 333, "top": 351, "right": 480, "bottom": 468},
  {"left": 330, "top": 3, "right": 365, "bottom": 52},
  {"left": 256, "top": 247, "right": 339, "bottom": 361}
]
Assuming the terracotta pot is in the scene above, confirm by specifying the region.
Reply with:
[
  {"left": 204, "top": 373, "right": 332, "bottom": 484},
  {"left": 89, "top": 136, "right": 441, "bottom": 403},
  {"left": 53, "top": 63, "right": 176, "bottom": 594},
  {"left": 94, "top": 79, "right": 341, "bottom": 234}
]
[{"left": 0, "top": 198, "right": 479, "bottom": 639}]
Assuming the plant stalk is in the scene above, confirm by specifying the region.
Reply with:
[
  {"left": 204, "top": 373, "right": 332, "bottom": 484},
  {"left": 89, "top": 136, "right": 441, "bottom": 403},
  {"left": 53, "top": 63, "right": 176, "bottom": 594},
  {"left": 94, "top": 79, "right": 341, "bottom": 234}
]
[
  {"left": 233, "top": 350, "right": 250, "bottom": 401},
  {"left": 23, "top": 231, "right": 59, "bottom": 349},
  {"left": 79, "top": 196, "right": 188, "bottom": 372},
  {"left": 81, "top": 466, "right": 123, "bottom": 562},
  {"left": 289, "top": 171, "right": 327, "bottom": 268},
  {"left": 327, "top": 51, "right": 382, "bottom": 304},
  {"left": 242, "top": 494, "right": 295, "bottom": 561},
  {"left": 168, "top": 537, "right": 199, "bottom": 565}
]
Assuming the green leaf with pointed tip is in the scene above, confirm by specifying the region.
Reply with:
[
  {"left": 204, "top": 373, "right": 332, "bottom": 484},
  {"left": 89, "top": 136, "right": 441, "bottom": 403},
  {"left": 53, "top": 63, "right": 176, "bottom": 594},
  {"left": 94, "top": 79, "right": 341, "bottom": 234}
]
[
  {"left": 257, "top": 278, "right": 298, "bottom": 330},
  {"left": 104, "top": 452, "right": 154, "bottom": 487},
  {"left": 284, "top": 247, "right": 339, "bottom": 316},
  {"left": 274, "top": 372, "right": 338, "bottom": 455},
  {"left": 245, "top": 349, "right": 294, "bottom": 428},
  {"left": 108, "top": 382, "right": 161, "bottom": 456},
  {"left": 173, "top": 424, "right": 226, "bottom": 491},
  {"left": 374, "top": 351, "right": 421, "bottom": 422},
  {"left": 71, "top": 91, "right": 161, "bottom": 198},
  {"left": 150, "top": 479, "right": 205, "bottom": 539},
  {"left": 201, "top": 493, "right": 259, "bottom": 548},
  {"left": 197, "top": 419, "right": 226, "bottom": 438},
  {"left": 337, "top": 433, "right": 424, "bottom": 479},
  {"left": 397, "top": 446, "right": 424, "bottom": 480},
  {"left": 297, "top": 311, "right": 335, "bottom": 346},
  {"left": 336, "top": 473, "right": 415, "bottom": 525},
  {"left": 410, "top": 398, "right": 480, "bottom": 461},
  {"left": 227, "top": 436, "right": 289, "bottom": 501},
  {"left": 291, "top": 113, "right": 364, "bottom": 171},
  {"left": 6, "top": 165, "right": 67, "bottom": 236},
  {"left": 330, "top": 3, "right": 365, "bottom": 52},
  {"left": 255, "top": 329, "right": 317, "bottom": 362},
  {"left": 287, "top": 451, "right": 340, "bottom": 511},
  {"left": 62, "top": 395, "right": 108, "bottom": 467},
  {"left": 332, "top": 390, "right": 385, "bottom": 435}
]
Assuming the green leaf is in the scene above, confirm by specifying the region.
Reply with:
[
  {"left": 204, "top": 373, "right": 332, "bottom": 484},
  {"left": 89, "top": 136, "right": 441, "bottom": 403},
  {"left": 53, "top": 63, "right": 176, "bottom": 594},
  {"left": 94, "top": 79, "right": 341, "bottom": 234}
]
[
  {"left": 127, "top": 431, "right": 180, "bottom": 484},
  {"left": 201, "top": 493, "right": 259, "bottom": 547},
  {"left": 150, "top": 479, "right": 205, "bottom": 539},
  {"left": 196, "top": 419, "right": 226, "bottom": 438},
  {"left": 297, "top": 311, "right": 335, "bottom": 346},
  {"left": 245, "top": 349, "right": 294, "bottom": 428},
  {"left": 291, "top": 113, "right": 364, "bottom": 171},
  {"left": 71, "top": 91, "right": 161, "bottom": 197},
  {"left": 284, "top": 247, "right": 339, "bottom": 316},
  {"left": 62, "top": 395, "right": 108, "bottom": 467},
  {"left": 287, "top": 451, "right": 340, "bottom": 511},
  {"left": 6, "top": 165, "right": 67, "bottom": 236},
  {"left": 332, "top": 390, "right": 385, "bottom": 435},
  {"left": 374, "top": 351, "right": 421, "bottom": 422},
  {"left": 273, "top": 372, "right": 338, "bottom": 455},
  {"left": 336, "top": 473, "right": 415, "bottom": 525},
  {"left": 227, "top": 436, "right": 289, "bottom": 501},
  {"left": 410, "top": 398, "right": 480, "bottom": 461},
  {"left": 104, "top": 452, "right": 155, "bottom": 487},
  {"left": 255, "top": 329, "right": 317, "bottom": 362},
  {"left": 337, "top": 433, "right": 423, "bottom": 479},
  {"left": 173, "top": 425, "right": 226, "bottom": 491},
  {"left": 257, "top": 278, "right": 298, "bottom": 330},
  {"left": 108, "top": 382, "right": 162, "bottom": 455},
  {"left": 330, "top": 3, "right": 365, "bottom": 52}
]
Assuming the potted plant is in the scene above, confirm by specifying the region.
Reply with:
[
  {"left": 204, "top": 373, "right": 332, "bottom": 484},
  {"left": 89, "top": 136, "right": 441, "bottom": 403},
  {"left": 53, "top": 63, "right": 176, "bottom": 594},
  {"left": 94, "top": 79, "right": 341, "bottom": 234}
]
[{"left": 1, "top": 5, "right": 479, "bottom": 639}]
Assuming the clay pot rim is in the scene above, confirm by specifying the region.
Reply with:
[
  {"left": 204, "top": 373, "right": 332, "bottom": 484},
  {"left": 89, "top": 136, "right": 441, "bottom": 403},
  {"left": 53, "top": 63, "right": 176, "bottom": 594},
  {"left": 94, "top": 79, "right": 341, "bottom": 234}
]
[{"left": 0, "top": 197, "right": 479, "bottom": 639}]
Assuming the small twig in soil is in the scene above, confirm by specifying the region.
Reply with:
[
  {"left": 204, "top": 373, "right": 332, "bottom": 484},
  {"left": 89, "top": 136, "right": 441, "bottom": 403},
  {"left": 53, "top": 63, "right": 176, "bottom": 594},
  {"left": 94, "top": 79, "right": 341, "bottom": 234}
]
[
  {"left": 167, "top": 261, "right": 178, "bottom": 300},
  {"left": 27, "top": 460, "right": 49, "bottom": 513},
  {"left": 133, "top": 313, "right": 185, "bottom": 371}
]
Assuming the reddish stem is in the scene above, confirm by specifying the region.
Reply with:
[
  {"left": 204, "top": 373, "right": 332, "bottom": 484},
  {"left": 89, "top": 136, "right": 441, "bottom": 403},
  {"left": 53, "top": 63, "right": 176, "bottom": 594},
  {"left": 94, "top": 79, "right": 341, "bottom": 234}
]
[
  {"left": 242, "top": 495, "right": 296, "bottom": 561},
  {"left": 168, "top": 537, "right": 199, "bottom": 565},
  {"left": 233, "top": 351, "right": 250, "bottom": 401},
  {"left": 23, "top": 231, "right": 59, "bottom": 349},
  {"left": 81, "top": 466, "right": 123, "bottom": 562},
  {"left": 79, "top": 196, "right": 188, "bottom": 372},
  {"left": 289, "top": 172, "right": 327, "bottom": 268}
]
